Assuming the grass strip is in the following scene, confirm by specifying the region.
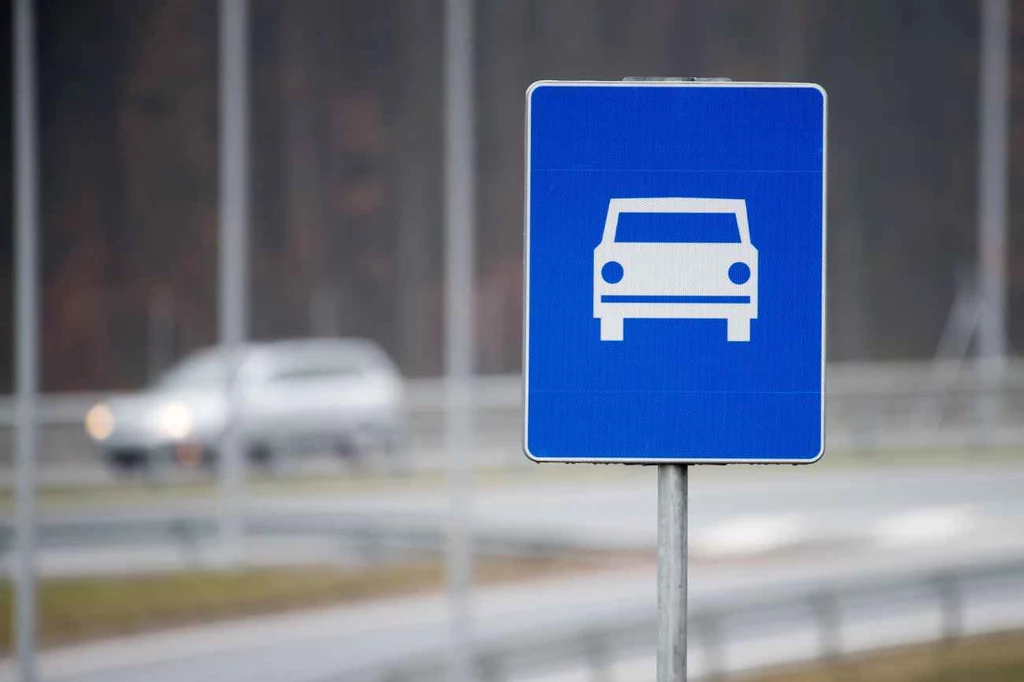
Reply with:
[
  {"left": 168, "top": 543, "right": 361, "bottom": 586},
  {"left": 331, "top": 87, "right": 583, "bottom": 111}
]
[
  {"left": 738, "top": 630, "right": 1024, "bottom": 682},
  {"left": 0, "top": 555, "right": 591, "bottom": 652}
]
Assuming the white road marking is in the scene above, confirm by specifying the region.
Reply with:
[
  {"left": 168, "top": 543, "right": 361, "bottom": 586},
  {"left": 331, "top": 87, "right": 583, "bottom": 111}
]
[
  {"left": 691, "top": 515, "right": 809, "bottom": 558},
  {"left": 874, "top": 506, "right": 975, "bottom": 547}
]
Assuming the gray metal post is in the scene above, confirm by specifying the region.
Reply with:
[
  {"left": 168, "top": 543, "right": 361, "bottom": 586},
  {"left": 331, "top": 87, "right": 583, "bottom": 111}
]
[
  {"left": 147, "top": 286, "right": 174, "bottom": 382},
  {"left": 218, "top": 0, "right": 250, "bottom": 562},
  {"left": 977, "top": 0, "right": 1009, "bottom": 405},
  {"left": 813, "top": 592, "right": 842, "bottom": 661},
  {"left": 13, "top": 0, "right": 39, "bottom": 679},
  {"left": 444, "top": 0, "right": 476, "bottom": 680},
  {"left": 584, "top": 634, "right": 614, "bottom": 682},
  {"left": 658, "top": 464, "right": 688, "bottom": 682},
  {"left": 936, "top": 575, "right": 963, "bottom": 642},
  {"left": 977, "top": 0, "right": 1009, "bottom": 361},
  {"left": 697, "top": 613, "right": 725, "bottom": 680}
]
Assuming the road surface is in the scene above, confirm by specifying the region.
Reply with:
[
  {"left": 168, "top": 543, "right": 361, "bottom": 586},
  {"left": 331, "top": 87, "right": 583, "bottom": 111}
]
[{"left": 3, "top": 464, "right": 1024, "bottom": 681}]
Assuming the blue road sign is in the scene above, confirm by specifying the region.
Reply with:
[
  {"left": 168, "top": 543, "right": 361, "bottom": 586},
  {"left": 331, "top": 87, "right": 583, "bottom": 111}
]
[{"left": 524, "top": 81, "right": 827, "bottom": 464}]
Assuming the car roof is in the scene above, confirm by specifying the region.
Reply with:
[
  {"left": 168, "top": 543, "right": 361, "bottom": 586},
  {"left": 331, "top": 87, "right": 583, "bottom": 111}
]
[
  {"left": 603, "top": 197, "right": 751, "bottom": 244},
  {"left": 172, "top": 338, "right": 392, "bottom": 367},
  {"left": 252, "top": 337, "right": 381, "bottom": 355}
]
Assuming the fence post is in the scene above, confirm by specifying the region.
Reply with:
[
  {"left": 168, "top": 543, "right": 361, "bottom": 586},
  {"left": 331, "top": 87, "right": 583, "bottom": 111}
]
[
  {"left": 814, "top": 592, "right": 843, "bottom": 662},
  {"left": 357, "top": 526, "right": 383, "bottom": 563},
  {"left": 475, "top": 653, "right": 503, "bottom": 682},
  {"left": 936, "top": 574, "right": 963, "bottom": 642},
  {"left": 697, "top": 613, "right": 726, "bottom": 680},
  {"left": 170, "top": 518, "right": 202, "bottom": 569},
  {"left": 583, "top": 633, "right": 614, "bottom": 682}
]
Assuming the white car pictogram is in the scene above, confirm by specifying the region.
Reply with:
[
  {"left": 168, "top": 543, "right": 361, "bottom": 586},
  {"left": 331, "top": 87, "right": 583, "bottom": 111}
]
[{"left": 593, "top": 197, "right": 758, "bottom": 342}]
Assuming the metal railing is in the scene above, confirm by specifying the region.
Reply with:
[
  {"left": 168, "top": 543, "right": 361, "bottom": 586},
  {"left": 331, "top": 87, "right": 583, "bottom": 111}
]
[
  {"left": 327, "top": 557, "right": 1024, "bottom": 682},
  {"left": 0, "top": 510, "right": 592, "bottom": 566},
  {"left": 2, "top": 360, "right": 1024, "bottom": 468}
]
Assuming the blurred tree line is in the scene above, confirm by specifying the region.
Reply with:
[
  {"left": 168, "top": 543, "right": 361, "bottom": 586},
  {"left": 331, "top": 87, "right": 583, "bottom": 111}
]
[{"left": 1, "top": 0, "right": 1023, "bottom": 390}]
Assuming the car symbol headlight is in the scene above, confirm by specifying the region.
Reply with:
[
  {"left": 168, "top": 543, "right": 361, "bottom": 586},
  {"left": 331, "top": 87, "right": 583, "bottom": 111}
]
[
  {"left": 84, "top": 403, "right": 115, "bottom": 442},
  {"left": 601, "top": 261, "right": 624, "bottom": 283},
  {"left": 156, "top": 402, "right": 194, "bottom": 440},
  {"left": 728, "top": 262, "right": 751, "bottom": 285}
]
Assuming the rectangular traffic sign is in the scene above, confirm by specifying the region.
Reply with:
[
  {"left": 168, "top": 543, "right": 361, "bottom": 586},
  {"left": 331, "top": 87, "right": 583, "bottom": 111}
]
[{"left": 524, "top": 81, "right": 827, "bottom": 464}]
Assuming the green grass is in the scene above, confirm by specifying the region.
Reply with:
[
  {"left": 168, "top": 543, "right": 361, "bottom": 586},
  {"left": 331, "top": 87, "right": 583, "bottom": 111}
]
[
  {"left": 738, "top": 631, "right": 1024, "bottom": 682},
  {"left": 0, "top": 556, "right": 594, "bottom": 652}
]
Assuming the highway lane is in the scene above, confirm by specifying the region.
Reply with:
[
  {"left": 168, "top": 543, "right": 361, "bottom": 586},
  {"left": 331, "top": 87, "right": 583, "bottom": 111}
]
[
  {"left": 3, "top": 464, "right": 1024, "bottom": 575},
  {"left": 1, "top": 464, "right": 1023, "bottom": 681},
  {"left": 258, "top": 464, "right": 1024, "bottom": 554}
]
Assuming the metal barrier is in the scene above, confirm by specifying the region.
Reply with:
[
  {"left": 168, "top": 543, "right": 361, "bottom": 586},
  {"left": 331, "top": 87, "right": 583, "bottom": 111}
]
[
  {"left": 0, "top": 510, "right": 590, "bottom": 565},
  {"left": 2, "top": 360, "right": 1024, "bottom": 468},
  {"left": 327, "top": 557, "right": 1024, "bottom": 682}
]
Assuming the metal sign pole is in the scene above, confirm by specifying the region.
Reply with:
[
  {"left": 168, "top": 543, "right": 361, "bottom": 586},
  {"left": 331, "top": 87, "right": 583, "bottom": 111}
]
[
  {"left": 444, "top": 0, "right": 476, "bottom": 680},
  {"left": 658, "top": 464, "right": 688, "bottom": 682},
  {"left": 977, "top": 0, "right": 1010, "bottom": 426},
  {"left": 218, "top": 0, "right": 250, "bottom": 563},
  {"left": 13, "top": 0, "right": 40, "bottom": 679},
  {"left": 977, "top": 0, "right": 1009, "bottom": 362}
]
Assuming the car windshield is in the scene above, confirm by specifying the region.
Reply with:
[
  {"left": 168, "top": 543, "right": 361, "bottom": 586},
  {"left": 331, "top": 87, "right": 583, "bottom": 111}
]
[
  {"left": 154, "top": 350, "right": 235, "bottom": 389},
  {"left": 614, "top": 212, "right": 740, "bottom": 243},
  {"left": 261, "top": 347, "right": 376, "bottom": 382}
]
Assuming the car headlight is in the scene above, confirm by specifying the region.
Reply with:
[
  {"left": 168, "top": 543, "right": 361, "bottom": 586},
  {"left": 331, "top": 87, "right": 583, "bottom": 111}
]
[
  {"left": 156, "top": 402, "right": 194, "bottom": 440},
  {"left": 728, "top": 262, "right": 751, "bottom": 285},
  {"left": 84, "top": 403, "right": 115, "bottom": 442},
  {"left": 601, "top": 261, "right": 624, "bottom": 283}
]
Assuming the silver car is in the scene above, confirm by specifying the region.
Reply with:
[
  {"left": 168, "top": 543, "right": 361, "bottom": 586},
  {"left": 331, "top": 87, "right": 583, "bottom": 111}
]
[{"left": 84, "top": 338, "right": 405, "bottom": 473}]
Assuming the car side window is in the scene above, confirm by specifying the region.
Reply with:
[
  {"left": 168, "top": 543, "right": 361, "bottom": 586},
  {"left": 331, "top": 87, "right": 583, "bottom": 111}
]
[{"left": 265, "top": 354, "right": 368, "bottom": 382}]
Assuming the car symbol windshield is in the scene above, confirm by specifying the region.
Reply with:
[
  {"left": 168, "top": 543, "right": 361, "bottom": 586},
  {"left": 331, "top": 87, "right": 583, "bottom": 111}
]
[{"left": 613, "top": 211, "right": 741, "bottom": 243}]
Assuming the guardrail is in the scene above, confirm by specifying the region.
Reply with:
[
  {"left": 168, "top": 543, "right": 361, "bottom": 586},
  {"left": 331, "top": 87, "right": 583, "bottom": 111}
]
[
  {"left": 0, "top": 511, "right": 591, "bottom": 567},
  {"left": 327, "top": 557, "right": 1024, "bottom": 682},
  {"left": 1, "top": 359, "right": 1024, "bottom": 466}
]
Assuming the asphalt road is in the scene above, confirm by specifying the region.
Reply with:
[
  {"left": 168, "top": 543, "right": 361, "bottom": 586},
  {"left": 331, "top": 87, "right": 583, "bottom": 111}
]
[
  {"left": 8, "top": 463, "right": 1024, "bottom": 576},
  {"left": 258, "top": 464, "right": 1024, "bottom": 554},
  {"left": 3, "top": 463, "right": 1024, "bottom": 681}
]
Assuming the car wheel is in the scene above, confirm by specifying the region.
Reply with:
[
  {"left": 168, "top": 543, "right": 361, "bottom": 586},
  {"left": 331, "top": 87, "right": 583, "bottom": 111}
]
[
  {"left": 380, "top": 434, "right": 411, "bottom": 476},
  {"left": 333, "top": 436, "right": 358, "bottom": 459},
  {"left": 600, "top": 316, "right": 624, "bottom": 341},
  {"left": 334, "top": 436, "right": 374, "bottom": 474},
  {"left": 248, "top": 442, "right": 276, "bottom": 471},
  {"left": 105, "top": 449, "right": 154, "bottom": 477},
  {"left": 727, "top": 317, "right": 751, "bottom": 342}
]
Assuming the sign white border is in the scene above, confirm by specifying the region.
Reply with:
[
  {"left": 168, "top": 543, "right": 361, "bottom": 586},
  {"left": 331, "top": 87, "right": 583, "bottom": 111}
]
[{"left": 522, "top": 80, "right": 828, "bottom": 464}]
